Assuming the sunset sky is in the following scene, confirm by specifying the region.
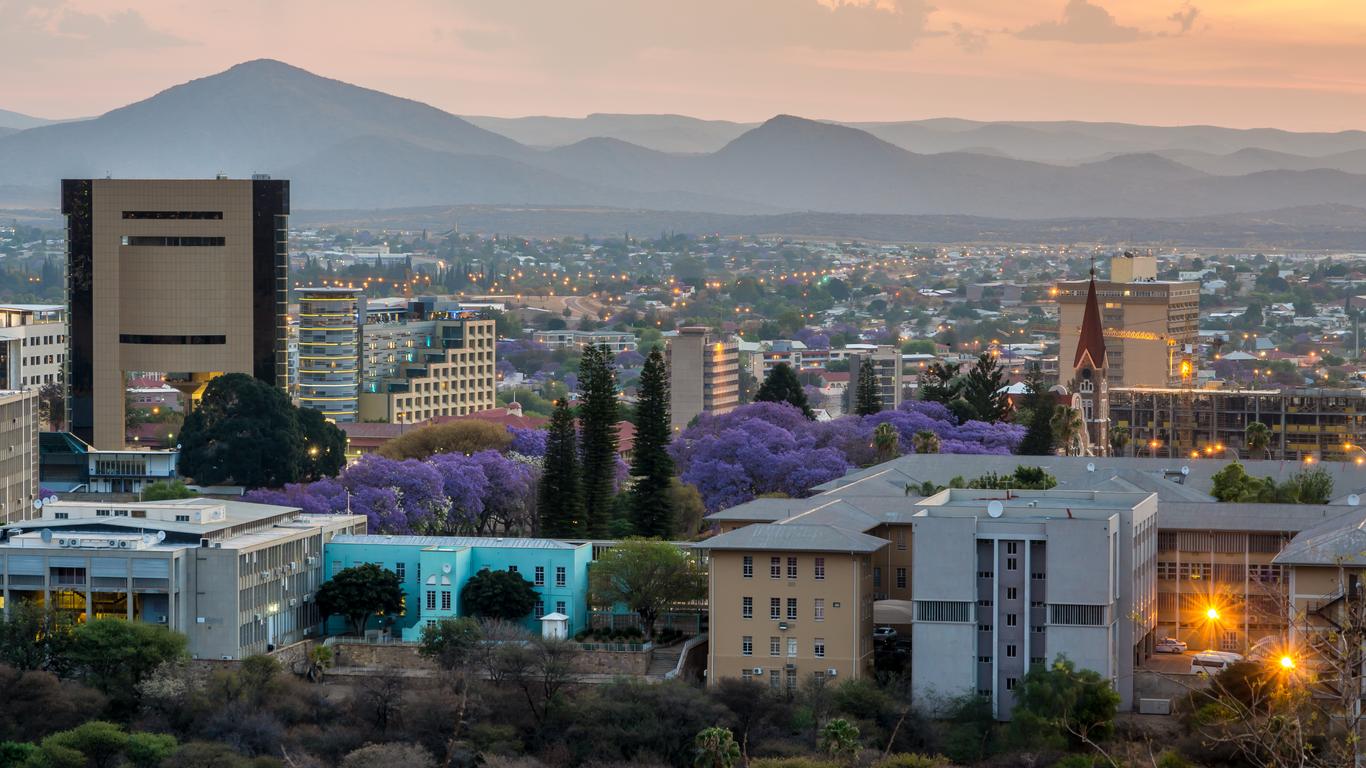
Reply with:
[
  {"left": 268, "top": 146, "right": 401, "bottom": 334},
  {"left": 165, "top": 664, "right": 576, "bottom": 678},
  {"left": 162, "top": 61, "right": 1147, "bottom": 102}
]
[{"left": 6, "top": 0, "right": 1366, "bottom": 130}]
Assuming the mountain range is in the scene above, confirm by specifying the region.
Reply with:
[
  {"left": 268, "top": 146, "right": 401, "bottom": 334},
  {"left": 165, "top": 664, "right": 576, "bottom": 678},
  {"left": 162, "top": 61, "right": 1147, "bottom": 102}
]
[{"left": 4, "top": 59, "right": 1366, "bottom": 227}]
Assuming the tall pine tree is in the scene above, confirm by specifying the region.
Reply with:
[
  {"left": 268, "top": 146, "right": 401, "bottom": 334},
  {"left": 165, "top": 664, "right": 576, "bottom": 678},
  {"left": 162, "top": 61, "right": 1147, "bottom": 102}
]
[
  {"left": 962, "top": 353, "right": 1010, "bottom": 423},
  {"left": 1016, "top": 363, "right": 1056, "bottom": 456},
  {"left": 539, "top": 399, "right": 584, "bottom": 536},
  {"left": 755, "top": 362, "right": 814, "bottom": 419},
  {"left": 629, "top": 348, "right": 675, "bottom": 537},
  {"left": 854, "top": 358, "right": 882, "bottom": 416},
  {"left": 578, "top": 344, "right": 619, "bottom": 538}
]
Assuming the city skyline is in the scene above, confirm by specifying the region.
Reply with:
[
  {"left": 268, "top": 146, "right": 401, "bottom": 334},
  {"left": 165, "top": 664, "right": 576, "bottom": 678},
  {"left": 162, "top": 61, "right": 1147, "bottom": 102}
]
[{"left": 6, "top": 0, "right": 1366, "bottom": 131}]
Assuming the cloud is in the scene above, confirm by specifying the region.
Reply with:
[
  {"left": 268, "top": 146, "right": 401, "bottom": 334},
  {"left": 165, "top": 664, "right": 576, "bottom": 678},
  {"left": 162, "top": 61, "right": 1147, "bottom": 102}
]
[
  {"left": 1017, "top": 0, "right": 1146, "bottom": 44},
  {"left": 1168, "top": 3, "right": 1200, "bottom": 35},
  {"left": 0, "top": 0, "right": 187, "bottom": 60},
  {"left": 950, "top": 23, "right": 989, "bottom": 54}
]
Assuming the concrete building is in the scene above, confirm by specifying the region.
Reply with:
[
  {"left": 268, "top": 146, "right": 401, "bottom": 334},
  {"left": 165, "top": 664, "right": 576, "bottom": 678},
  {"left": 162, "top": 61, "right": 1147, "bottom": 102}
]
[
  {"left": 0, "top": 498, "right": 366, "bottom": 659},
  {"left": 1110, "top": 386, "right": 1366, "bottom": 462},
  {"left": 845, "top": 345, "right": 903, "bottom": 413},
  {"left": 529, "top": 329, "right": 638, "bottom": 353},
  {"left": 696, "top": 523, "right": 886, "bottom": 692},
  {"left": 61, "top": 178, "right": 290, "bottom": 449},
  {"left": 0, "top": 389, "right": 39, "bottom": 524},
  {"left": 1056, "top": 255, "right": 1199, "bottom": 389},
  {"left": 907, "top": 489, "right": 1157, "bottom": 719},
  {"left": 668, "top": 327, "right": 739, "bottom": 432},
  {"left": 359, "top": 315, "right": 497, "bottom": 424},
  {"left": 0, "top": 305, "right": 65, "bottom": 390},
  {"left": 296, "top": 287, "right": 363, "bottom": 422},
  {"left": 323, "top": 534, "right": 593, "bottom": 639}
]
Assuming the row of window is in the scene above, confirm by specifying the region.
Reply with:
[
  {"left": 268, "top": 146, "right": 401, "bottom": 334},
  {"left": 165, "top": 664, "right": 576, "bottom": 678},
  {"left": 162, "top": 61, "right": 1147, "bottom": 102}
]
[
  {"left": 22, "top": 334, "right": 62, "bottom": 346},
  {"left": 871, "top": 567, "right": 907, "bottom": 589},
  {"left": 741, "top": 635, "right": 824, "bottom": 658},
  {"left": 508, "top": 564, "right": 568, "bottom": 588},
  {"left": 742, "top": 555, "right": 826, "bottom": 580},
  {"left": 740, "top": 667, "right": 799, "bottom": 691},
  {"left": 741, "top": 596, "right": 827, "bottom": 622}
]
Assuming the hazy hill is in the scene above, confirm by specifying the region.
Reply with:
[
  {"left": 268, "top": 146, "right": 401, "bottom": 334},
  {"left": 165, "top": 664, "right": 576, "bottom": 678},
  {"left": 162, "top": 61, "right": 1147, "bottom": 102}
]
[
  {"left": 465, "top": 113, "right": 751, "bottom": 153},
  {"left": 0, "top": 108, "right": 61, "bottom": 131}
]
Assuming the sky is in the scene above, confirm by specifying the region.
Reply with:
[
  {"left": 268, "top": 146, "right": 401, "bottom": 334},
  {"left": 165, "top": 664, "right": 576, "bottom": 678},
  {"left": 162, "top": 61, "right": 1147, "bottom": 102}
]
[{"left": 6, "top": 0, "right": 1366, "bottom": 131}]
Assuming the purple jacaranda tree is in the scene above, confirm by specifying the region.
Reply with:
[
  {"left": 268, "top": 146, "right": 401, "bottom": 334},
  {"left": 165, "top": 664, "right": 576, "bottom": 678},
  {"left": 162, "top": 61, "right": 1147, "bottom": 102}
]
[
  {"left": 340, "top": 455, "right": 448, "bottom": 533},
  {"left": 427, "top": 452, "right": 489, "bottom": 530},
  {"left": 793, "top": 328, "right": 830, "bottom": 349},
  {"left": 614, "top": 349, "right": 646, "bottom": 369},
  {"left": 508, "top": 426, "right": 548, "bottom": 457},
  {"left": 468, "top": 450, "right": 538, "bottom": 534}
]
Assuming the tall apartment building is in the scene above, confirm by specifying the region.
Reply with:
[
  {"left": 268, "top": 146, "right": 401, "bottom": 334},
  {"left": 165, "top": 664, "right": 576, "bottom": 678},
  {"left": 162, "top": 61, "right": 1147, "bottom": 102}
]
[
  {"left": 295, "top": 287, "right": 363, "bottom": 422},
  {"left": 1056, "top": 255, "right": 1199, "bottom": 388},
  {"left": 0, "top": 498, "right": 366, "bottom": 659},
  {"left": 0, "top": 389, "right": 39, "bottom": 524},
  {"left": 668, "top": 327, "right": 739, "bottom": 432},
  {"left": 698, "top": 523, "right": 886, "bottom": 692},
  {"left": 529, "top": 329, "right": 638, "bottom": 354},
  {"left": 909, "top": 489, "right": 1157, "bottom": 719},
  {"left": 845, "top": 345, "right": 903, "bottom": 413},
  {"left": 0, "top": 305, "right": 66, "bottom": 389},
  {"left": 1110, "top": 386, "right": 1366, "bottom": 462},
  {"left": 61, "top": 178, "right": 289, "bottom": 449},
  {"left": 359, "top": 315, "right": 497, "bottom": 424}
]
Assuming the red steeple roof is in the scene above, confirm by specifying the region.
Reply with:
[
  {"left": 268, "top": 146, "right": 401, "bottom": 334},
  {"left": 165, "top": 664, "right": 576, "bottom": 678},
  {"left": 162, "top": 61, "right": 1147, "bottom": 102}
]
[{"left": 1073, "top": 271, "right": 1107, "bottom": 370}]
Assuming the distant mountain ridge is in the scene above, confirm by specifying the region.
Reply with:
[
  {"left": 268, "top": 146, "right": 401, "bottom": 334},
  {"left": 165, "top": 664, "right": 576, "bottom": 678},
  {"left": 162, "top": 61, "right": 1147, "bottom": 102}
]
[
  {"left": 4, "top": 59, "right": 1366, "bottom": 222},
  {"left": 0, "top": 108, "right": 63, "bottom": 131}
]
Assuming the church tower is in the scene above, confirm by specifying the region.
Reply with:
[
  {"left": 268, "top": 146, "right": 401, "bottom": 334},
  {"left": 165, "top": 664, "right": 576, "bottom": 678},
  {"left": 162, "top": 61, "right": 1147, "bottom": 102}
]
[{"left": 1072, "top": 268, "right": 1109, "bottom": 455}]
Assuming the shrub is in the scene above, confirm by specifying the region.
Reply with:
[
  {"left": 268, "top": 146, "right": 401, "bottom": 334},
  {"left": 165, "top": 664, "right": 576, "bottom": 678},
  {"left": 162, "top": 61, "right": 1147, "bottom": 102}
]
[
  {"left": 874, "top": 756, "right": 949, "bottom": 768},
  {"left": 750, "top": 759, "right": 841, "bottom": 768}
]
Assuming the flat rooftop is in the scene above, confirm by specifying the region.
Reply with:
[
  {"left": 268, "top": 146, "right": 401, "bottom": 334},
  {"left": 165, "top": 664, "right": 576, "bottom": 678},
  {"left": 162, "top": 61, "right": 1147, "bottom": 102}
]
[{"left": 910, "top": 488, "right": 1154, "bottom": 522}]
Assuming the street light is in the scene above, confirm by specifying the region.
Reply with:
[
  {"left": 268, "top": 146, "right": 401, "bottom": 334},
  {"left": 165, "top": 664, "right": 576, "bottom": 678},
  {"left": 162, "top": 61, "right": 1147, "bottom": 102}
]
[
  {"left": 1206, "top": 607, "right": 1220, "bottom": 621},
  {"left": 1279, "top": 655, "right": 1296, "bottom": 670}
]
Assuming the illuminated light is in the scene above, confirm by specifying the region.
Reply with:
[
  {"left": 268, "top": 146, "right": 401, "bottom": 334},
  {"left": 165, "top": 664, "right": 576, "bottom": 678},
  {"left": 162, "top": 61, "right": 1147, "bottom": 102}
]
[
  {"left": 1279, "top": 655, "right": 1295, "bottom": 670},
  {"left": 1206, "top": 607, "right": 1220, "bottom": 620}
]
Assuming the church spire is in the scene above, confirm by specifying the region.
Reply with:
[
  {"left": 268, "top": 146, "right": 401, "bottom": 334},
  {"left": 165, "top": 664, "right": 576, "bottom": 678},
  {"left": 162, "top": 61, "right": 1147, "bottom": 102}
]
[{"left": 1073, "top": 270, "right": 1107, "bottom": 370}]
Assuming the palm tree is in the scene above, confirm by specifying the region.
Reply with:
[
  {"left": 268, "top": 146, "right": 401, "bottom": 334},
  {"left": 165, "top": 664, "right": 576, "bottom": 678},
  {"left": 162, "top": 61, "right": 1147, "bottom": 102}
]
[
  {"left": 872, "top": 422, "right": 900, "bottom": 464},
  {"left": 694, "top": 726, "right": 741, "bottom": 768},
  {"left": 911, "top": 430, "right": 940, "bottom": 455},
  {"left": 819, "top": 718, "right": 861, "bottom": 765},
  {"left": 1050, "top": 405, "right": 1083, "bottom": 456},
  {"left": 1245, "top": 421, "right": 1271, "bottom": 460},
  {"left": 1109, "top": 425, "right": 1130, "bottom": 457}
]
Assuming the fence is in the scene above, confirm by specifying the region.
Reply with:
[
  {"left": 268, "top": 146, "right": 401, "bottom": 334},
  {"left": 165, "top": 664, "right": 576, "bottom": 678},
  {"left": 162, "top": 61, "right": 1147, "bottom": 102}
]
[{"left": 589, "top": 611, "right": 705, "bottom": 634}]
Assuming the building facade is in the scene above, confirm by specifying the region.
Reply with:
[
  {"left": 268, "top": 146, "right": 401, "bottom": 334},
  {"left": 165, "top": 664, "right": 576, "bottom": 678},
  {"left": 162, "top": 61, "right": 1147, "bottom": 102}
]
[
  {"left": 0, "top": 389, "right": 39, "bottom": 524},
  {"left": 668, "top": 327, "right": 739, "bottom": 432},
  {"left": 698, "top": 524, "right": 885, "bottom": 692},
  {"left": 0, "top": 499, "right": 366, "bottom": 659},
  {"left": 1056, "top": 255, "right": 1199, "bottom": 389},
  {"left": 359, "top": 316, "right": 497, "bottom": 424},
  {"left": 845, "top": 345, "right": 904, "bottom": 413},
  {"left": 61, "top": 178, "right": 289, "bottom": 449},
  {"left": 295, "top": 287, "right": 363, "bottom": 422},
  {"left": 529, "top": 330, "right": 638, "bottom": 353},
  {"left": 0, "top": 305, "right": 65, "bottom": 390},
  {"left": 323, "top": 534, "right": 593, "bottom": 640}
]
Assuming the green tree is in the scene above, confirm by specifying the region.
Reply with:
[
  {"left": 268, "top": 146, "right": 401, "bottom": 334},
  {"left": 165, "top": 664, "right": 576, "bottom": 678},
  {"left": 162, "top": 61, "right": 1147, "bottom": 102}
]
[
  {"left": 873, "top": 422, "right": 900, "bottom": 464},
  {"left": 0, "top": 742, "right": 36, "bottom": 768},
  {"left": 590, "top": 538, "right": 706, "bottom": 638},
  {"left": 1245, "top": 421, "right": 1271, "bottom": 459},
  {"left": 376, "top": 419, "right": 512, "bottom": 460},
  {"left": 1210, "top": 462, "right": 1275, "bottom": 502},
  {"left": 579, "top": 344, "right": 620, "bottom": 538},
  {"left": 177, "top": 373, "right": 305, "bottom": 488},
  {"left": 1016, "top": 364, "right": 1056, "bottom": 456},
  {"left": 140, "top": 480, "right": 197, "bottom": 501},
  {"left": 694, "top": 726, "right": 742, "bottom": 768},
  {"left": 124, "top": 732, "right": 178, "bottom": 768},
  {"left": 461, "top": 568, "right": 539, "bottom": 621},
  {"left": 67, "top": 620, "right": 186, "bottom": 715},
  {"left": 419, "top": 616, "right": 482, "bottom": 671},
  {"left": 911, "top": 430, "right": 939, "bottom": 455},
  {"left": 39, "top": 721, "right": 128, "bottom": 768},
  {"left": 340, "top": 743, "right": 437, "bottom": 768},
  {"left": 819, "top": 718, "right": 862, "bottom": 764},
  {"left": 1109, "top": 425, "right": 1130, "bottom": 457},
  {"left": 1050, "top": 405, "right": 1083, "bottom": 457},
  {"left": 854, "top": 359, "right": 882, "bottom": 416},
  {"left": 1012, "top": 655, "right": 1119, "bottom": 750},
  {"left": 0, "top": 601, "right": 74, "bottom": 672},
  {"left": 539, "top": 399, "right": 584, "bottom": 537},
  {"left": 918, "top": 362, "right": 962, "bottom": 404},
  {"left": 315, "top": 563, "right": 404, "bottom": 636},
  {"left": 629, "top": 348, "right": 676, "bottom": 537},
  {"left": 1281, "top": 467, "right": 1333, "bottom": 504},
  {"left": 962, "top": 353, "right": 1009, "bottom": 423},
  {"left": 297, "top": 406, "right": 347, "bottom": 480},
  {"left": 755, "top": 362, "right": 813, "bottom": 419}
]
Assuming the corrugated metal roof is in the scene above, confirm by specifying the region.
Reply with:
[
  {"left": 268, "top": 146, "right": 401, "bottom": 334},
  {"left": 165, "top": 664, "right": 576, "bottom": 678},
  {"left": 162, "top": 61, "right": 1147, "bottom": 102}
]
[
  {"left": 329, "top": 534, "right": 582, "bottom": 550},
  {"left": 695, "top": 523, "right": 888, "bottom": 554}
]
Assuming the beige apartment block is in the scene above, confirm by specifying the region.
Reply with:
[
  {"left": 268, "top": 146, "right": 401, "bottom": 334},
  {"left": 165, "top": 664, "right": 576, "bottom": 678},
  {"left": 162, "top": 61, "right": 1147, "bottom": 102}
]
[
  {"left": 358, "top": 318, "right": 497, "bottom": 423},
  {"left": 62, "top": 178, "right": 289, "bottom": 449},
  {"left": 0, "top": 389, "right": 39, "bottom": 524},
  {"left": 1056, "top": 255, "right": 1198, "bottom": 388},
  {"left": 668, "top": 327, "right": 739, "bottom": 432},
  {"left": 697, "top": 523, "right": 886, "bottom": 692}
]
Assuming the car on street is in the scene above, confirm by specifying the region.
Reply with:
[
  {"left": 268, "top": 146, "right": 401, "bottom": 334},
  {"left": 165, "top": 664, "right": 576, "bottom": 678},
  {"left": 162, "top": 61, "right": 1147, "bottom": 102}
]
[
  {"left": 1155, "top": 637, "right": 1188, "bottom": 654},
  {"left": 873, "top": 626, "right": 898, "bottom": 642}
]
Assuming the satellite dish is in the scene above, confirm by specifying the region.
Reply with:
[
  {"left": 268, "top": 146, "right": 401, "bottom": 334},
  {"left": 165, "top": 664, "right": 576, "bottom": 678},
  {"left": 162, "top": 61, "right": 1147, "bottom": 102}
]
[
  {"left": 1086, "top": 462, "right": 1096, "bottom": 473},
  {"left": 1351, "top": 494, "right": 1361, "bottom": 507},
  {"left": 32, "top": 499, "right": 41, "bottom": 510},
  {"left": 40, "top": 528, "right": 52, "bottom": 543},
  {"left": 46, "top": 495, "right": 58, "bottom": 505},
  {"left": 1181, "top": 466, "right": 1191, "bottom": 476},
  {"left": 442, "top": 563, "right": 452, "bottom": 573},
  {"left": 987, "top": 500, "right": 1004, "bottom": 518},
  {"left": 155, "top": 530, "right": 166, "bottom": 542}
]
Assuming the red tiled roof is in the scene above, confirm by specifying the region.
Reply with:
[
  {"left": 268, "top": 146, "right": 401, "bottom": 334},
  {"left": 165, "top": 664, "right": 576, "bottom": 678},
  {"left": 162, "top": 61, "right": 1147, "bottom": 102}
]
[{"left": 1073, "top": 275, "right": 1107, "bottom": 370}]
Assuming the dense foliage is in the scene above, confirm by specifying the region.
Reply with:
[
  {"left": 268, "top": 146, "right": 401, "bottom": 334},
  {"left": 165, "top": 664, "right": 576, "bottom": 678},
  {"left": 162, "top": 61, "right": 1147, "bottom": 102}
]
[
  {"left": 1210, "top": 462, "right": 1334, "bottom": 504},
  {"left": 315, "top": 564, "right": 405, "bottom": 636},
  {"left": 628, "top": 348, "right": 676, "bottom": 537}
]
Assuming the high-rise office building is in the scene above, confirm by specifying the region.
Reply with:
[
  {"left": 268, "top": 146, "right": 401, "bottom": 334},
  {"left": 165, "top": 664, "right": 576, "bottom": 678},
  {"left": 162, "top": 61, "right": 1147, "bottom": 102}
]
[
  {"left": 61, "top": 178, "right": 289, "bottom": 449},
  {"left": 1056, "top": 255, "right": 1199, "bottom": 388},
  {"left": 295, "top": 287, "right": 363, "bottom": 423},
  {"left": 668, "top": 327, "right": 739, "bottom": 432},
  {"left": 844, "top": 345, "right": 903, "bottom": 414}
]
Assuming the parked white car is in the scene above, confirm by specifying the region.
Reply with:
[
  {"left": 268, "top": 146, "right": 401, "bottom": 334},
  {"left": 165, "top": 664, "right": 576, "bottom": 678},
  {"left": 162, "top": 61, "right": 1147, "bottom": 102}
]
[
  {"left": 1191, "top": 650, "right": 1244, "bottom": 675},
  {"left": 1155, "top": 637, "right": 1188, "bottom": 654}
]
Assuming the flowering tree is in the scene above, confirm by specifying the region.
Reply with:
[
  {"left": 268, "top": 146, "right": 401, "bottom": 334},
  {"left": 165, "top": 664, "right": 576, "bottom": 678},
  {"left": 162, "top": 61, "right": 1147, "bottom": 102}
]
[{"left": 508, "top": 426, "right": 548, "bottom": 457}]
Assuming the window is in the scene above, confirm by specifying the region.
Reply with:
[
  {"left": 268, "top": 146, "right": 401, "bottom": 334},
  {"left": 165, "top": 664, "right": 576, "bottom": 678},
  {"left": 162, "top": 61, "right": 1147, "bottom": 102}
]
[
  {"left": 787, "top": 557, "right": 798, "bottom": 579},
  {"left": 743, "top": 556, "right": 753, "bottom": 578},
  {"left": 742, "top": 636, "right": 753, "bottom": 656},
  {"left": 895, "top": 568, "right": 907, "bottom": 589},
  {"left": 1007, "top": 557, "right": 1017, "bottom": 571},
  {"left": 786, "top": 668, "right": 798, "bottom": 692},
  {"left": 441, "top": 591, "right": 451, "bottom": 611},
  {"left": 556, "top": 600, "right": 566, "bottom": 615},
  {"left": 787, "top": 638, "right": 798, "bottom": 657},
  {"left": 770, "top": 670, "right": 780, "bottom": 690},
  {"left": 120, "top": 235, "right": 226, "bottom": 247},
  {"left": 873, "top": 567, "right": 882, "bottom": 587},
  {"left": 555, "top": 566, "right": 566, "bottom": 587},
  {"left": 122, "top": 210, "right": 223, "bottom": 220},
  {"left": 978, "top": 656, "right": 992, "bottom": 663},
  {"left": 786, "top": 598, "right": 798, "bottom": 621},
  {"left": 770, "top": 637, "right": 781, "bottom": 656},
  {"left": 534, "top": 566, "right": 545, "bottom": 586},
  {"left": 977, "top": 570, "right": 994, "bottom": 579},
  {"left": 1006, "top": 587, "right": 1017, "bottom": 600},
  {"left": 1006, "top": 541, "right": 1018, "bottom": 555},
  {"left": 1049, "top": 604, "right": 1106, "bottom": 626},
  {"left": 895, "top": 530, "right": 907, "bottom": 550},
  {"left": 742, "top": 669, "right": 753, "bottom": 681},
  {"left": 1006, "top": 644, "right": 1017, "bottom": 658},
  {"left": 395, "top": 562, "right": 406, "bottom": 581},
  {"left": 814, "top": 598, "right": 825, "bottom": 621},
  {"left": 916, "top": 601, "right": 973, "bottom": 622},
  {"left": 1006, "top": 677, "right": 1018, "bottom": 691},
  {"left": 979, "top": 624, "right": 993, "bottom": 632},
  {"left": 1006, "top": 613, "right": 1017, "bottom": 627},
  {"left": 770, "top": 557, "right": 781, "bottom": 578},
  {"left": 770, "top": 598, "right": 781, "bottom": 620},
  {"left": 743, "top": 597, "right": 753, "bottom": 619},
  {"left": 508, "top": 565, "right": 518, "bottom": 574},
  {"left": 535, "top": 600, "right": 544, "bottom": 616},
  {"left": 814, "top": 638, "right": 825, "bottom": 658},
  {"left": 426, "top": 591, "right": 436, "bottom": 610},
  {"left": 814, "top": 557, "right": 825, "bottom": 580}
]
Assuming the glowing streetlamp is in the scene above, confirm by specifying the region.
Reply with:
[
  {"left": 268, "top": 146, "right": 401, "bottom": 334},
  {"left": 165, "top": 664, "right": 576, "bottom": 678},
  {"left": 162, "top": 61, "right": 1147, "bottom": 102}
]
[{"left": 1279, "top": 655, "right": 1296, "bottom": 670}]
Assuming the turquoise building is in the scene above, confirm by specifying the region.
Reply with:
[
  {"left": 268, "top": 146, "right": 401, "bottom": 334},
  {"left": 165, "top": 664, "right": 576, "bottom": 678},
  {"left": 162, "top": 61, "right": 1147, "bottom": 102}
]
[{"left": 324, "top": 535, "right": 594, "bottom": 640}]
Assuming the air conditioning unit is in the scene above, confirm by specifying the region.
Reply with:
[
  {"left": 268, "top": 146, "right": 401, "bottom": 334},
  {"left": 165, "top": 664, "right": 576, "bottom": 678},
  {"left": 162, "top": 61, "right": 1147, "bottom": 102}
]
[
  {"left": 107, "top": 539, "right": 118, "bottom": 548},
  {"left": 302, "top": 593, "right": 312, "bottom": 602},
  {"left": 288, "top": 598, "right": 297, "bottom": 608},
  {"left": 253, "top": 613, "right": 262, "bottom": 621},
  {"left": 751, "top": 667, "right": 764, "bottom": 675},
  {"left": 778, "top": 622, "right": 789, "bottom": 631},
  {"left": 117, "top": 540, "right": 129, "bottom": 549},
  {"left": 827, "top": 668, "right": 838, "bottom": 677},
  {"left": 200, "top": 538, "right": 211, "bottom": 548}
]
